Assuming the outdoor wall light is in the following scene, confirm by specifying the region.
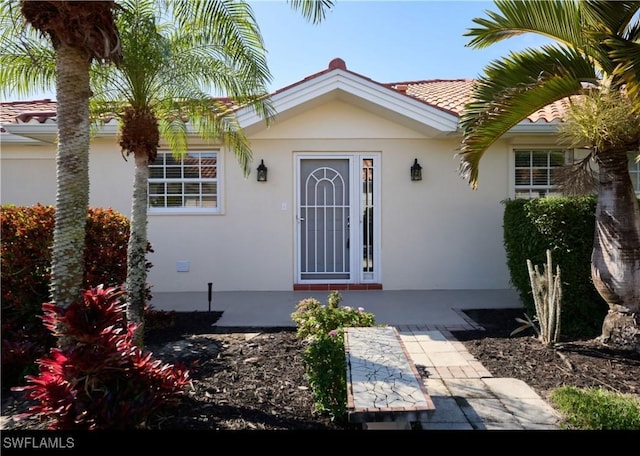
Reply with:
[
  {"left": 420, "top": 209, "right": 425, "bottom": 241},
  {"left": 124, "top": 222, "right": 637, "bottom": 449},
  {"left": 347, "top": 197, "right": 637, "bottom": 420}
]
[
  {"left": 410, "top": 158, "right": 422, "bottom": 181},
  {"left": 257, "top": 159, "right": 268, "bottom": 182}
]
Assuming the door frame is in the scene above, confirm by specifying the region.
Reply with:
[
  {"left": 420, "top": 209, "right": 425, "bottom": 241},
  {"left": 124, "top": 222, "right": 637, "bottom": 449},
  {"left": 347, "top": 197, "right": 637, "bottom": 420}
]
[{"left": 294, "top": 152, "right": 381, "bottom": 285}]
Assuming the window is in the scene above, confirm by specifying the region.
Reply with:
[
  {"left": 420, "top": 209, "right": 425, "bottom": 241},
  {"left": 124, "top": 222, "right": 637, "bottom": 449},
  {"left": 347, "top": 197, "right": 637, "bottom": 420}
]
[
  {"left": 148, "top": 151, "right": 218, "bottom": 212},
  {"left": 514, "top": 149, "right": 569, "bottom": 198},
  {"left": 629, "top": 152, "right": 640, "bottom": 194}
]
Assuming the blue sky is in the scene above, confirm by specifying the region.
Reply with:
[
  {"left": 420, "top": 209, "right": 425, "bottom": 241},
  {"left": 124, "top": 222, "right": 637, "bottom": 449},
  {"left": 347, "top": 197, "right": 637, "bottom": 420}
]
[
  {"left": 6, "top": 0, "right": 549, "bottom": 101},
  {"left": 251, "top": 0, "right": 548, "bottom": 89}
]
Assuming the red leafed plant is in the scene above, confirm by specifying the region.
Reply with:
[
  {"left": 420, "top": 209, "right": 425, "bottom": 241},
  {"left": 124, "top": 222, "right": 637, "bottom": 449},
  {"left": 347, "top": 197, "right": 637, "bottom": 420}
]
[{"left": 13, "top": 285, "right": 190, "bottom": 430}]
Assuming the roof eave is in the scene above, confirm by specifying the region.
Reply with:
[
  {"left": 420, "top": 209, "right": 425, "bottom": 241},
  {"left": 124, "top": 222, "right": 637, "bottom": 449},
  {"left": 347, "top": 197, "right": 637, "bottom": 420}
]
[
  {"left": 0, "top": 131, "right": 46, "bottom": 144},
  {"left": 509, "top": 121, "right": 561, "bottom": 134},
  {"left": 1, "top": 123, "right": 58, "bottom": 144},
  {"left": 236, "top": 69, "right": 460, "bottom": 137}
]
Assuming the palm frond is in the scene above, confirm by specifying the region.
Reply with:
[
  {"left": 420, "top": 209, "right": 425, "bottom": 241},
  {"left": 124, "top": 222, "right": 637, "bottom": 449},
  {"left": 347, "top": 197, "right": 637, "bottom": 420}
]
[
  {"left": 552, "top": 155, "right": 598, "bottom": 196},
  {"left": 170, "top": 0, "right": 272, "bottom": 86},
  {"left": 0, "top": 1, "right": 56, "bottom": 98},
  {"left": 85, "top": 0, "right": 274, "bottom": 171},
  {"left": 158, "top": 116, "right": 189, "bottom": 158},
  {"left": 465, "top": 0, "right": 583, "bottom": 50},
  {"left": 605, "top": 36, "right": 640, "bottom": 110},
  {"left": 459, "top": 46, "right": 594, "bottom": 188},
  {"left": 581, "top": 1, "right": 640, "bottom": 36},
  {"left": 287, "top": 0, "right": 334, "bottom": 25}
]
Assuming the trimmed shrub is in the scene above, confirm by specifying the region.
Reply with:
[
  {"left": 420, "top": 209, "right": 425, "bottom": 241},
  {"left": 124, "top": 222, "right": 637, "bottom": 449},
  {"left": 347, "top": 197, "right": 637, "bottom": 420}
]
[
  {"left": 291, "top": 291, "right": 375, "bottom": 422},
  {"left": 503, "top": 196, "right": 611, "bottom": 337},
  {"left": 1, "top": 204, "right": 153, "bottom": 388}
]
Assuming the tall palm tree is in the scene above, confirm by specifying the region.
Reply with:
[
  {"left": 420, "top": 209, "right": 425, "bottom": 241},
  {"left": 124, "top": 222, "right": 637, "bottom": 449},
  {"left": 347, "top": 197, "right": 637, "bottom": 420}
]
[
  {"left": 458, "top": 0, "right": 640, "bottom": 352},
  {"left": 91, "top": 0, "right": 334, "bottom": 347},
  {"left": 0, "top": 2, "right": 121, "bottom": 347},
  {"left": 89, "top": 0, "right": 272, "bottom": 347}
]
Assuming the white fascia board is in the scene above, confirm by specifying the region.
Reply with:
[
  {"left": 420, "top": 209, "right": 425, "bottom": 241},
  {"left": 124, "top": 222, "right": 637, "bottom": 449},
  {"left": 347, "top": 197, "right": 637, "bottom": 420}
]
[
  {"left": 451, "top": 120, "right": 561, "bottom": 138},
  {"left": 509, "top": 121, "right": 560, "bottom": 134},
  {"left": 1, "top": 123, "right": 58, "bottom": 144},
  {"left": 3, "top": 121, "right": 122, "bottom": 142},
  {"left": 92, "top": 122, "right": 119, "bottom": 137},
  {"left": 0, "top": 131, "right": 44, "bottom": 144},
  {"left": 236, "top": 69, "right": 460, "bottom": 133}
]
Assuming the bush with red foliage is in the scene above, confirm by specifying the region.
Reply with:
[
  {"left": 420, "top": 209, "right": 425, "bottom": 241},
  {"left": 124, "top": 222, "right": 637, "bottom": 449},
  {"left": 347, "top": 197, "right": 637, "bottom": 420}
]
[
  {"left": 0, "top": 204, "right": 153, "bottom": 388},
  {"left": 13, "top": 285, "right": 190, "bottom": 430}
]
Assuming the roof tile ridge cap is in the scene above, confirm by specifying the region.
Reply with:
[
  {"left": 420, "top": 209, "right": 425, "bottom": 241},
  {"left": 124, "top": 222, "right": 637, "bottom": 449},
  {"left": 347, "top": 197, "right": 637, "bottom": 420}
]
[{"left": 386, "top": 78, "right": 475, "bottom": 86}]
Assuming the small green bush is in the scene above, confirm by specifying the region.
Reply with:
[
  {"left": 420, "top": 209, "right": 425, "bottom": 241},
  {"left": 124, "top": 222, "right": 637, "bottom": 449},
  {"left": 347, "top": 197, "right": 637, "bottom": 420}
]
[
  {"left": 550, "top": 386, "right": 640, "bottom": 430},
  {"left": 291, "top": 291, "right": 375, "bottom": 422},
  {"left": 503, "top": 197, "right": 608, "bottom": 337}
]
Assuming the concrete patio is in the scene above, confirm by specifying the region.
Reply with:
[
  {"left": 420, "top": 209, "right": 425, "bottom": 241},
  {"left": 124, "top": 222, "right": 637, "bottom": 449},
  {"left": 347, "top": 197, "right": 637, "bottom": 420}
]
[{"left": 148, "top": 288, "right": 524, "bottom": 328}]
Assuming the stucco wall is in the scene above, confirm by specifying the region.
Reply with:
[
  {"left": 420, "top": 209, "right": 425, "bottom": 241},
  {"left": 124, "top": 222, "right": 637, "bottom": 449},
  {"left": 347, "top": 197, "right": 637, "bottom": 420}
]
[
  {"left": 1, "top": 138, "right": 134, "bottom": 215},
  {"left": 1, "top": 145, "right": 57, "bottom": 207},
  {"left": 1, "top": 99, "right": 517, "bottom": 294},
  {"left": 145, "top": 100, "right": 514, "bottom": 292}
]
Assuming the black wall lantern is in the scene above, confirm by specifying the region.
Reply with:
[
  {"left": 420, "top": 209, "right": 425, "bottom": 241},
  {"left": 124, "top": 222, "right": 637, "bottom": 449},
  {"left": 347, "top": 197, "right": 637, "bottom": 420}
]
[
  {"left": 410, "top": 158, "right": 422, "bottom": 181},
  {"left": 256, "top": 159, "right": 268, "bottom": 182}
]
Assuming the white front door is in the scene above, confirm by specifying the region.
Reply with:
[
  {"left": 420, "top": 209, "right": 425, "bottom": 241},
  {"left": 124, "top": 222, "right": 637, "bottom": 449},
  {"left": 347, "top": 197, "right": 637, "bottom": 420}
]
[{"left": 296, "top": 154, "right": 379, "bottom": 284}]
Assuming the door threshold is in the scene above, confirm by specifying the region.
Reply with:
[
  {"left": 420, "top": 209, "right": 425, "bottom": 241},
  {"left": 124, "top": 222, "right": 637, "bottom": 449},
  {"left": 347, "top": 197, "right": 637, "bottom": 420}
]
[{"left": 293, "top": 284, "right": 382, "bottom": 291}]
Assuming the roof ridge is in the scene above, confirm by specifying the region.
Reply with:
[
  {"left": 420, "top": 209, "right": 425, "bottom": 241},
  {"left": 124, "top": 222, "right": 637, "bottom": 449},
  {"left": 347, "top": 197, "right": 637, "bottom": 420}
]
[{"left": 386, "top": 78, "right": 475, "bottom": 86}]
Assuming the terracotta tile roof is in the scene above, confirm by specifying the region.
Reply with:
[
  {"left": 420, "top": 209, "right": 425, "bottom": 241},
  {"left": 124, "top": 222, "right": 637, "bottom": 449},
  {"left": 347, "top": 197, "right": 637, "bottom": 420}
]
[
  {"left": 385, "top": 79, "right": 570, "bottom": 123},
  {"left": 0, "top": 99, "right": 57, "bottom": 130},
  {"left": 387, "top": 79, "right": 476, "bottom": 117},
  {"left": 0, "top": 64, "right": 570, "bottom": 129}
]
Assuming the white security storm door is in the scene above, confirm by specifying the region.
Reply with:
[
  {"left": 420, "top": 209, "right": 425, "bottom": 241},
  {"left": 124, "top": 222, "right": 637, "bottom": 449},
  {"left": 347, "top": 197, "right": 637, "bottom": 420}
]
[{"left": 296, "top": 155, "right": 379, "bottom": 284}]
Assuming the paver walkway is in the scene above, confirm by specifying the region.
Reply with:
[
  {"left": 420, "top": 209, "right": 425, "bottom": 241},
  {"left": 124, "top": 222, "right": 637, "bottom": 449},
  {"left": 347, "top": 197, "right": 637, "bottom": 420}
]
[{"left": 397, "top": 325, "right": 562, "bottom": 430}]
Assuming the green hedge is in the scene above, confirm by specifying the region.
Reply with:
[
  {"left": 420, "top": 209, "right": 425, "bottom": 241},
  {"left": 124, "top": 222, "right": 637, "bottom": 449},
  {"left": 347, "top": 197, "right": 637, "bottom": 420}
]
[
  {"left": 0, "top": 204, "right": 152, "bottom": 387},
  {"left": 503, "top": 196, "right": 609, "bottom": 338}
]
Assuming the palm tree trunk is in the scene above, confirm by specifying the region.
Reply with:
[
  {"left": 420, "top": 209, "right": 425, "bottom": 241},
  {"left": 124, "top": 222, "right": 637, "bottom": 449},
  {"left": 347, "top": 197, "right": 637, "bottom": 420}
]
[
  {"left": 592, "top": 148, "right": 640, "bottom": 352},
  {"left": 126, "top": 152, "right": 149, "bottom": 347},
  {"left": 50, "top": 42, "right": 91, "bottom": 312}
]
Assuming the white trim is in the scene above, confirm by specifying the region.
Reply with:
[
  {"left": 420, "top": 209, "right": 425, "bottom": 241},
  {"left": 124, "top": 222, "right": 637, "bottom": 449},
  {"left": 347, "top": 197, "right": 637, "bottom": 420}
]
[
  {"left": 509, "top": 146, "right": 573, "bottom": 199},
  {"left": 147, "top": 149, "right": 222, "bottom": 215},
  {"left": 294, "top": 152, "right": 381, "bottom": 284},
  {"left": 358, "top": 153, "right": 381, "bottom": 284},
  {"left": 237, "top": 70, "right": 460, "bottom": 136},
  {"left": 508, "top": 121, "right": 562, "bottom": 134},
  {"left": 1, "top": 123, "right": 58, "bottom": 143},
  {"left": 0, "top": 132, "right": 45, "bottom": 144}
]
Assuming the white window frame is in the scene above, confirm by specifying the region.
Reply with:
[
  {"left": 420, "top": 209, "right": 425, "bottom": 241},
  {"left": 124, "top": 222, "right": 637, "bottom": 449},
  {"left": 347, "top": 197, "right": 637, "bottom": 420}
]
[
  {"left": 629, "top": 151, "right": 640, "bottom": 195},
  {"left": 147, "top": 149, "right": 222, "bottom": 214},
  {"left": 511, "top": 148, "right": 572, "bottom": 199}
]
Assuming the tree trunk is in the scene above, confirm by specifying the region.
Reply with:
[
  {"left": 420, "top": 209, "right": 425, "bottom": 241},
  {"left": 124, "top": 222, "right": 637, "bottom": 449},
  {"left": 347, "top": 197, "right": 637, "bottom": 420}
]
[
  {"left": 592, "top": 148, "right": 640, "bottom": 352},
  {"left": 126, "top": 151, "right": 150, "bottom": 348},
  {"left": 49, "top": 43, "right": 91, "bottom": 311}
]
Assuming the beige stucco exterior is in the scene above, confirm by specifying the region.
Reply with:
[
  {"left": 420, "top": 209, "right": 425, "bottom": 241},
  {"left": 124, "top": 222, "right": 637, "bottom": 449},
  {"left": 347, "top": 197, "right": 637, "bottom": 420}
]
[{"left": 1, "top": 67, "right": 562, "bottom": 298}]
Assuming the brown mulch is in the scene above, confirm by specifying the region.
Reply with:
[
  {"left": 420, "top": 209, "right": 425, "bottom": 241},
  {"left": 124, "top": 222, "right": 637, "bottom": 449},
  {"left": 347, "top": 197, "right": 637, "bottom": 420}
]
[
  {"left": 2, "top": 308, "right": 639, "bottom": 433},
  {"left": 452, "top": 309, "right": 640, "bottom": 402}
]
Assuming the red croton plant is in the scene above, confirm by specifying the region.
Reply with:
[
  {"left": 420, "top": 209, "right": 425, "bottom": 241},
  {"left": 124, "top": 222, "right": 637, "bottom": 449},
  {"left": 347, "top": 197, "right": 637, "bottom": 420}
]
[{"left": 13, "top": 285, "right": 190, "bottom": 430}]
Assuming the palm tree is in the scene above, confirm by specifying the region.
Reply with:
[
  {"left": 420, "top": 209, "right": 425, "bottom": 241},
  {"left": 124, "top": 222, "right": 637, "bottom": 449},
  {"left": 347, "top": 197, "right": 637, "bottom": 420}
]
[
  {"left": 89, "top": 0, "right": 271, "bottom": 346},
  {"left": 0, "top": 2, "right": 121, "bottom": 347},
  {"left": 91, "top": 0, "right": 334, "bottom": 347},
  {"left": 458, "top": 0, "right": 640, "bottom": 352}
]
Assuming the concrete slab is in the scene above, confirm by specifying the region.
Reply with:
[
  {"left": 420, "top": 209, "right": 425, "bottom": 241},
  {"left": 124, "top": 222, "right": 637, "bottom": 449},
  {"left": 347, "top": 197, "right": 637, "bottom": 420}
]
[{"left": 149, "top": 289, "right": 524, "bottom": 328}]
